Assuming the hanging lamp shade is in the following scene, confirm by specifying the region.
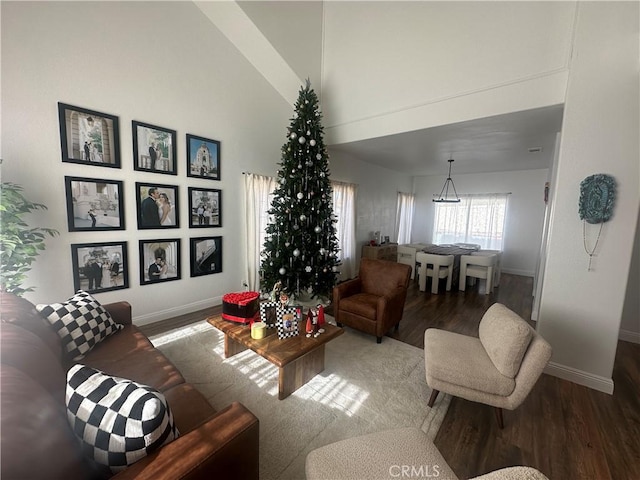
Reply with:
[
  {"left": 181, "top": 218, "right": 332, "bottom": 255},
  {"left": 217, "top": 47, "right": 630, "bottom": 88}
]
[{"left": 433, "top": 158, "right": 461, "bottom": 203}]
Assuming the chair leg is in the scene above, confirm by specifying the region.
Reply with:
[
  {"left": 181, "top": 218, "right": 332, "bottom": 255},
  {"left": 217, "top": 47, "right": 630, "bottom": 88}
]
[
  {"left": 376, "top": 336, "right": 382, "bottom": 344},
  {"left": 494, "top": 407, "right": 504, "bottom": 429},
  {"left": 428, "top": 389, "right": 439, "bottom": 407}
]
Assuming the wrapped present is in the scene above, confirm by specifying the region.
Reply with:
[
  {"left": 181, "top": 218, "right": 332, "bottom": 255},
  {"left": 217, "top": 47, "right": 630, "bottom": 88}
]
[{"left": 222, "top": 291, "right": 260, "bottom": 324}]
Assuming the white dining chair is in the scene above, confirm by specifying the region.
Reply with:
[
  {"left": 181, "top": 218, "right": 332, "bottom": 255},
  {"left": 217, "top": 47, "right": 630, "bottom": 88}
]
[
  {"left": 472, "top": 249, "right": 503, "bottom": 287},
  {"left": 397, "top": 245, "right": 417, "bottom": 279},
  {"left": 416, "top": 252, "right": 454, "bottom": 294},
  {"left": 459, "top": 254, "right": 497, "bottom": 294}
]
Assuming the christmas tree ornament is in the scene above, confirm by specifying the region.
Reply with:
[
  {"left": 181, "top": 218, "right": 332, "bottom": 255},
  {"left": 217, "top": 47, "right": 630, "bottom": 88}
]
[
  {"left": 285, "top": 242, "right": 290, "bottom": 247},
  {"left": 305, "top": 266, "right": 312, "bottom": 272},
  {"left": 293, "top": 248, "right": 300, "bottom": 257},
  {"left": 298, "top": 136, "right": 306, "bottom": 144},
  {"left": 314, "top": 226, "right": 321, "bottom": 233},
  {"left": 316, "top": 154, "right": 322, "bottom": 160},
  {"left": 306, "top": 130, "right": 311, "bottom": 136},
  {"left": 310, "top": 139, "right": 316, "bottom": 146},
  {"left": 297, "top": 192, "right": 304, "bottom": 200},
  {"left": 290, "top": 132, "right": 297, "bottom": 140},
  {"left": 300, "top": 214, "right": 306, "bottom": 221},
  {"left": 279, "top": 267, "right": 286, "bottom": 275}
]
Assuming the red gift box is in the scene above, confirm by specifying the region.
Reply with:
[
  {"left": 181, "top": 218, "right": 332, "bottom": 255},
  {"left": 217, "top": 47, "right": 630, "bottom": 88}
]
[{"left": 222, "top": 291, "right": 260, "bottom": 324}]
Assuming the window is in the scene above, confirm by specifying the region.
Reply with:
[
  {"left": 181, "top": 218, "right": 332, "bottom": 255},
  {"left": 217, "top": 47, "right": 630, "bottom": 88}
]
[{"left": 432, "top": 194, "right": 509, "bottom": 250}]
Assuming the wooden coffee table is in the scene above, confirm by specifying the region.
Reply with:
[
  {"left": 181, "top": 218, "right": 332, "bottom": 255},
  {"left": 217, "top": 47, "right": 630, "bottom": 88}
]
[{"left": 207, "top": 315, "right": 343, "bottom": 400}]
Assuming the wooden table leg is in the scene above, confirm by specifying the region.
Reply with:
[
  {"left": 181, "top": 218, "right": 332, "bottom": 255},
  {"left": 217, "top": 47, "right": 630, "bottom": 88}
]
[
  {"left": 278, "top": 345, "right": 325, "bottom": 400},
  {"left": 224, "top": 333, "right": 248, "bottom": 358}
]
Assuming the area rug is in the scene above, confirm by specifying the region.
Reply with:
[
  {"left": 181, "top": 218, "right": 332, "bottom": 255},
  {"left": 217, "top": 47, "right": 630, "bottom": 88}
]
[{"left": 150, "top": 320, "right": 450, "bottom": 480}]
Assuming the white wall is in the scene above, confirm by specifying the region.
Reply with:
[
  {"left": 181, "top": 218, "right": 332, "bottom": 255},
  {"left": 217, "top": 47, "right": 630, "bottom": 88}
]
[
  {"left": 1, "top": 1, "right": 291, "bottom": 323},
  {"left": 538, "top": 2, "right": 639, "bottom": 393},
  {"left": 322, "top": 1, "right": 574, "bottom": 145},
  {"left": 412, "top": 169, "right": 548, "bottom": 276},
  {"left": 329, "top": 149, "right": 413, "bottom": 267},
  {"left": 620, "top": 207, "right": 640, "bottom": 343}
]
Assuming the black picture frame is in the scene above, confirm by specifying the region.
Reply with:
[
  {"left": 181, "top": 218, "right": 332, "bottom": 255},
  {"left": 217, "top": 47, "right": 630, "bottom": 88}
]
[
  {"left": 65, "top": 176, "right": 125, "bottom": 231},
  {"left": 186, "top": 134, "right": 220, "bottom": 180},
  {"left": 276, "top": 305, "right": 300, "bottom": 339},
  {"left": 132, "top": 121, "right": 177, "bottom": 175},
  {"left": 139, "top": 239, "right": 181, "bottom": 285},
  {"left": 58, "top": 102, "right": 120, "bottom": 168},
  {"left": 188, "top": 187, "right": 222, "bottom": 228},
  {"left": 71, "top": 241, "right": 129, "bottom": 293},
  {"left": 189, "top": 236, "right": 222, "bottom": 277},
  {"left": 135, "top": 182, "right": 179, "bottom": 229}
]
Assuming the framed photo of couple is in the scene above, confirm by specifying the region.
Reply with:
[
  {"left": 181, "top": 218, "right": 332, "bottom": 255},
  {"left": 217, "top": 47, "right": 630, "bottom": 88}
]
[
  {"left": 188, "top": 187, "right": 222, "bottom": 228},
  {"left": 139, "top": 239, "right": 181, "bottom": 285},
  {"left": 64, "top": 176, "right": 125, "bottom": 232},
  {"left": 135, "top": 182, "right": 179, "bottom": 229},
  {"left": 132, "top": 121, "right": 177, "bottom": 175},
  {"left": 58, "top": 103, "right": 121, "bottom": 168},
  {"left": 70, "top": 241, "right": 129, "bottom": 294}
]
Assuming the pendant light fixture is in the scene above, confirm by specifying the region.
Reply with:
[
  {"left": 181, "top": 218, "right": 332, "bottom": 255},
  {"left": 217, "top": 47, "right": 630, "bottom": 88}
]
[{"left": 433, "top": 158, "right": 461, "bottom": 203}]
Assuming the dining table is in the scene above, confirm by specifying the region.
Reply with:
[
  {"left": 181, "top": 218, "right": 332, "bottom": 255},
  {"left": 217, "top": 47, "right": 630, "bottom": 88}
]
[{"left": 418, "top": 244, "right": 480, "bottom": 289}]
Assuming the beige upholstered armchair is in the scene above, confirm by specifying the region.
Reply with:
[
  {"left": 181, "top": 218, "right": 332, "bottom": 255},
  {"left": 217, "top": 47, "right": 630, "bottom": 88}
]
[
  {"left": 333, "top": 258, "right": 411, "bottom": 343},
  {"left": 424, "top": 303, "right": 552, "bottom": 428}
]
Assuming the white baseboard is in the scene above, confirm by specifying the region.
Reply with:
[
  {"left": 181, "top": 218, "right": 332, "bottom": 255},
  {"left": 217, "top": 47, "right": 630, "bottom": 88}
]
[
  {"left": 619, "top": 328, "right": 640, "bottom": 344},
  {"left": 544, "top": 362, "right": 614, "bottom": 394},
  {"left": 133, "top": 296, "right": 223, "bottom": 326}
]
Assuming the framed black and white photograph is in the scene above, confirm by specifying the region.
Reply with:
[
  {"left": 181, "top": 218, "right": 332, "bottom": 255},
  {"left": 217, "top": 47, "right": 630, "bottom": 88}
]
[
  {"left": 189, "top": 236, "right": 222, "bottom": 277},
  {"left": 186, "top": 134, "right": 220, "bottom": 180},
  {"left": 135, "top": 182, "right": 179, "bottom": 229},
  {"left": 276, "top": 305, "right": 299, "bottom": 339},
  {"left": 58, "top": 103, "right": 120, "bottom": 168},
  {"left": 259, "top": 301, "right": 278, "bottom": 328},
  {"left": 188, "top": 187, "right": 221, "bottom": 228},
  {"left": 71, "top": 242, "right": 129, "bottom": 293},
  {"left": 132, "top": 121, "right": 177, "bottom": 175},
  {"left": 139, "top": 239, "right": 181, "bottom": 285},
  {"left": 65, "top": 176, "right": 124, "bottom": 231}
]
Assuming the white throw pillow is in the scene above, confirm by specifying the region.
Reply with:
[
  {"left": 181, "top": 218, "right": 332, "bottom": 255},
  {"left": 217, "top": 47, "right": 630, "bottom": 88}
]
[{"left": 66, "top": 364, "right": 179, "bottom": 475}]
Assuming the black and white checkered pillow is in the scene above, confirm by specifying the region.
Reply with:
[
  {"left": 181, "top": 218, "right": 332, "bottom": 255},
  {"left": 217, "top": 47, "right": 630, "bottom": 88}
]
[
  {"left": 37, "top": 290, "right": 123, "bottom": 361},
  {"left": 66, "top": 364, "right": 179, "bottom": 475}
]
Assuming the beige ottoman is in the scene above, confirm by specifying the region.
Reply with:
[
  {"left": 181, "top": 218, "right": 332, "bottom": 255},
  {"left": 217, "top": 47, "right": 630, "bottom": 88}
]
[
  {"left": 305, "top": 427, "right": 458, "bottom": 480},
  {"left": 305, "top": 427, "right": 551, "bottom": 480}
]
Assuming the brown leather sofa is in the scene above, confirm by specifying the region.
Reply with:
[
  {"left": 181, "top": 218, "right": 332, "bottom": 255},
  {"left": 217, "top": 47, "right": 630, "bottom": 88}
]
[
  {"left": 0, "top": 292, "right": 259, "bottom": 479},
  {"left": 333, "top": 258, "right": 411, "bottom": 343}
]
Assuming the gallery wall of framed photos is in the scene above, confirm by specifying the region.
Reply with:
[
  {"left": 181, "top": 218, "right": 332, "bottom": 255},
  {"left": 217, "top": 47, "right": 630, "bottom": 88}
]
[{"left": 59, "top": 102, "right": 224, "bottom": 294}]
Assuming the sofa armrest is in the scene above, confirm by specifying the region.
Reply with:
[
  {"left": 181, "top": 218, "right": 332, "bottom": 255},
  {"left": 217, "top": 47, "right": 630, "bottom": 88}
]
[
  {"left": 376, "top": 286, "right": 409, "bottom": 329},
  {"left": 112, "top": 402, "right": 259, "bottom": 480},
  {"left": 103, "top": 302, "right": 132, "bottom": 326}
]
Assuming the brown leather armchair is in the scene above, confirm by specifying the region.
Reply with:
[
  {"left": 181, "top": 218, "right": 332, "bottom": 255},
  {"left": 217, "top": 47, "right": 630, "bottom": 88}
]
[{"left": 333, "top": 258, "right": 411, "bottom": 343}]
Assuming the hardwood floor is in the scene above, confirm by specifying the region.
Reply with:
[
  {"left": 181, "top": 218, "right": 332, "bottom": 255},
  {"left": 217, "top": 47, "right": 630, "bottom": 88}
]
[
  {"left": 391, "top": 274, "right": 640, "bottom": 480},
  {"left": 143, "top": 273, "right": 639, "bottom": 479}
]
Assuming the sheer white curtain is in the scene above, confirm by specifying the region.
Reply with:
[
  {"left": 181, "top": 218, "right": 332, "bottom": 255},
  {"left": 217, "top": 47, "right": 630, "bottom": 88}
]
[
  {"left": 395, "top": 192, "right": 415, "bottom": 244},
  {"left": 331, "top": 181, "right": 357, "bottom": 280},
  {"left": 244, "top": 173, "right": 277, "bottom": 291},
  {"left": 432, "top": 193, "right": 509, "bottom": 250}
]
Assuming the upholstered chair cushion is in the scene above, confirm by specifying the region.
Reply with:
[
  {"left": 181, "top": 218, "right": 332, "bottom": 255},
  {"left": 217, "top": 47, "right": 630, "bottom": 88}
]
[
  {"left": 424, "top": 329, "right": 515, "bottom": 397},
  {"left": 478, "top": 303, "right": 533, "bottom": 378}
]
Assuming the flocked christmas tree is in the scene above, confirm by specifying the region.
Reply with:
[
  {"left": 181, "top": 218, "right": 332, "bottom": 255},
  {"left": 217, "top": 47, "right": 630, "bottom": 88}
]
[{"left": 260, "top": 80, "right": 340, "bottom": 299}]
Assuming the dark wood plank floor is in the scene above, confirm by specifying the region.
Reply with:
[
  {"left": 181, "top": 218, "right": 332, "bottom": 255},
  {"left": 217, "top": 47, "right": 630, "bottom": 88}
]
[{"left": 142, "top": 273, "right": 640, "bottom": 480}]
